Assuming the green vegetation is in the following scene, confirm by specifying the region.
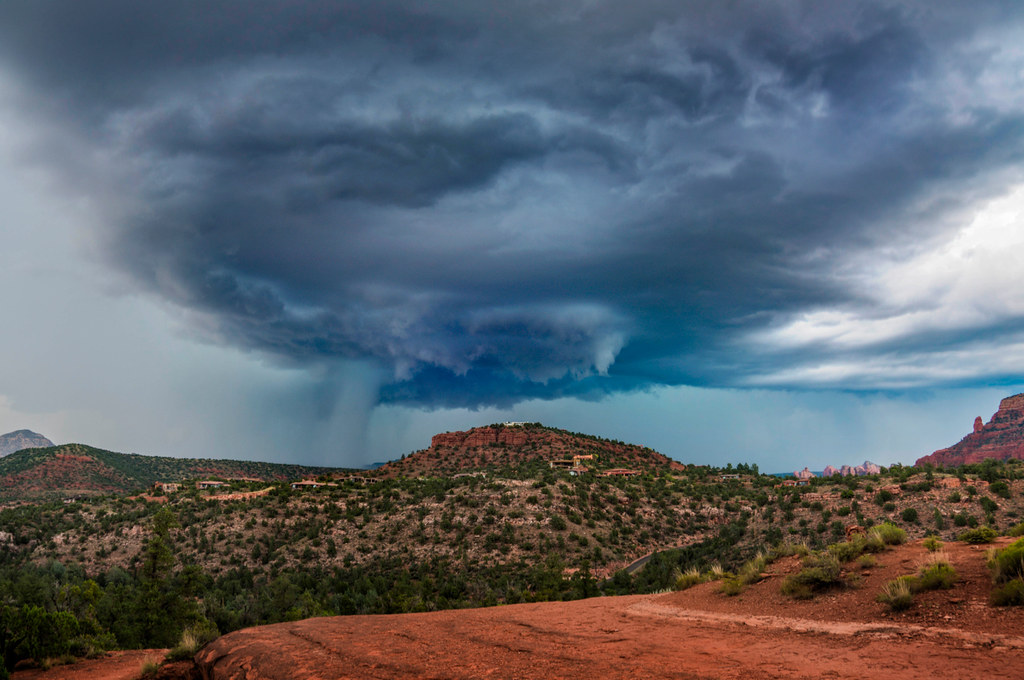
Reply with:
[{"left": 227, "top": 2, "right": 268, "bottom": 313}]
[
  {"left": 877, "top": 553, "right": 957, "bottom": 611},
  {"left": 989, "top": 537, "right": 1024, "bottom": 606},
  {"left": 780, "top": 553, "right": 842, "bottom": 599},
  {"left": 1, "top": 444, "right": 1024, "bottom": 673},
  {"left": 958, "top": 526, "right": 998, "bottom": 544}
]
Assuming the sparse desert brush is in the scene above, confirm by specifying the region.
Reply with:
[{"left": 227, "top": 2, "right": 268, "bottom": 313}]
[
  {"left": 877, "top": 576, "right": 915, "bottom": 611},
  {"left": 869, "top": 522, "right": 907, "bottom": 546},
  {"left": 772, "top": 541, "right": 810, "bottom": 559},
  {"left": 989, "top": 537, "right": 1024, "bottom": 585},
  {"left": 780, "top": 552, "right": 842, "bottom": 599},
  {"left": 708, "top": 562, "right": 726, "bottom": 580},
  {"left": 916, "top": 553, "right": 957, "bottom": 591},
  {"left": 827, "top": 532, "right": 883, "bottom": 563},
  {"left": 857, "top": 554, "right": 877, "bottom": 569},
  {"left": 674, "top": 567, "right": 703, "bottom": 591},
  {"left": 1007, "top": 522, "right": 1024, "bottom": 538},
  {"left": 137, "top": 658, "right": 160, "bottom": 679},
  {"left": 719, "top": 576, "right": 744, "bottom": 596},
  {"left": 166, "top": 622, "right": 220, "bottom": 662},
  {"left": 958, "top": 526, "right": 998, "bottom": 544},
  {"left": 922, "top": 536, "right": 943, "bottom": 551},
  {"left": 736, "top": 553, "right": 768, "bottom": 586}
]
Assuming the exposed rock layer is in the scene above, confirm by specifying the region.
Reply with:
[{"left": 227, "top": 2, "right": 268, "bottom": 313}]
[{"left": 916, "top": 393, "right": 1024, "bottom": 467}]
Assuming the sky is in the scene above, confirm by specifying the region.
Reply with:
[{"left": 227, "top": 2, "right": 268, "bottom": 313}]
[{"left": 1, "top": 0, "right": 1024, "bottom": 471}]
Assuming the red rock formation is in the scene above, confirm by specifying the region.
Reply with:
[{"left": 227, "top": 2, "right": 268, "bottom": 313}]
[
  {"left": 916, "top": 393, "right": 1024, "bottom": 467},
  {"left": 390, "top": 424, "right": 686, "bottom": 478}
]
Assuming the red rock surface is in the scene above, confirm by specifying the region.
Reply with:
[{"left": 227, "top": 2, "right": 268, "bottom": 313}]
[
  {"left": 917, "top": 393, "right": 1024, "bottom": 467},
  {"left": 382, "top": 425, "right": 687, "bottom": 478},
  {"left": 192, "top": 539, "right": 1024, "bottom": 680}
]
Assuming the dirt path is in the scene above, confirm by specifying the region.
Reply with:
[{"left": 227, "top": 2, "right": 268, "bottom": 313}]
[{"left": 195, "top": 592, "right": 1024, "bottom": 680}]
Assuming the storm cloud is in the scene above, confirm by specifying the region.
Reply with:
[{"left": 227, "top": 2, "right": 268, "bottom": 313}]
[{"left": 2, "top": 0, "right": 1024, "bottom": 410}]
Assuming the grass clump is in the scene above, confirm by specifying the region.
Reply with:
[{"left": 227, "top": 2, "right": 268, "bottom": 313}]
[
  {"left": 857, "top": 554, "right": 877, "bottom": 569},
  {"left": 780, "top": 553, "right": 842, "bottom": 599},
  {"left": 828, "top": 532, "right": 885, "bottom": 563},
  {"left": 869, "top": 522, "right": 907, "bottom": 546},
  {"left": 166, "top": 622, "right": 220, "bottom": 662},
  {"left": 674, "top": 567, "right": 704, "bottom": 591},
  {"left": 877, "top": 576, "right": 915, "bottom": 611},
  {"left": 958, "top": 526, "right": 998, "bottom": 544},
  {"left": 916, "top": 552, "right": 958, "bottom": 591},
  {"left": 1006, "top": 522, "right": 1024, "bottom": 538},
  {"left": 922, "top": 536, "right": 943, "bottom": 552},
  {"left": 137, "top": 659, "right": 161, "bottom": 679}
]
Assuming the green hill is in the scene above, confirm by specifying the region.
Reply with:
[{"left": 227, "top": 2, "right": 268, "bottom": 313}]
[{"left": 0, "top": 443, "right": 350, "bottom": 501}]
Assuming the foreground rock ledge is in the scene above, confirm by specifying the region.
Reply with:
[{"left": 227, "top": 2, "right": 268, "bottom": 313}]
[{"left": 194, "top": 592, "right": 1024, "bottom": 680}]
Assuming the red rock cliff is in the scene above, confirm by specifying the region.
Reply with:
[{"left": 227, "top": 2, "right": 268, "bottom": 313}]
[{"left": 916, "top": 394, "right": 1024, "bottom": 467}]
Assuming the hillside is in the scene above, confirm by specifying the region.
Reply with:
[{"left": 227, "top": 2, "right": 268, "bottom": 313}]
[
  {"left": 0, "top": 429, "right": 54, "bottom": 457},
  {"left": 179, "top": 538, "right": 1024, "bottom": 680},
  {"left": 379, "top": 423, "right": 688, "bottom": 478},
  {"left": 917, "top": 393, "right": 1024, "bottom": 467},
  {"left": 0, "top": 443, "right": 348, "bottom": 501}
]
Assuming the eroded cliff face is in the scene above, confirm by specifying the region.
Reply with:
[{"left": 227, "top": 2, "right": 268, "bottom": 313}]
[{"left": 916, "top": 394, "right": 1024, "bottom": 467}]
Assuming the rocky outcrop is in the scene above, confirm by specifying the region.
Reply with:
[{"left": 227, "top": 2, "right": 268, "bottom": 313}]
[
  {"left": 916, "top": 393, "right": 1024, "bottom": 467},
  {"left": 431, "top": 425, "right": 532, "bottom": 448},
  {"left": 820, "top": 461, "right": 881, "bottom": 477},
  {"left": 0, "top": 429, "right": 54, "bottom": 456},
  {"left": 384, "top": 424, "right": 687, "bottom": 478}
]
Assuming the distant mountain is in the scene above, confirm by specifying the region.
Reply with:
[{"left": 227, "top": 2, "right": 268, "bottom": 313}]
[
  {"left": 0, "top": 429, "right": 54, "bottom": 457},
  {"left": 0, "top": 443, "right": 352, "bottom": 501},
  {"left": 379, "top": 423, "right": 687, "bottom": 477},
  {"left": 916, "top": 393, "right": 1024, "bottom": 467}
]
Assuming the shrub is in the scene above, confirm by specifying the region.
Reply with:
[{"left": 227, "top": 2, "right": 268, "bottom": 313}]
[
  {"left": 989, "top": 537, "right": 1024, "bottom": 584},
  {"left": 719, "top": 577, "right": 743, "bottom": 596},
  {"left": 1007, "top": 522, "right": 1024, "bottom": 538},
  {"left": 916, "top": 556, "right": 957, "bottom": 591},
  {"left": 922, "top": 536, "right": 943, "bottom": 552},
  {"left": 958, "top": 526, "right": 998, "bottom": 544},
  {"left": 991, "top": 579, "right": 1024, "bottom": 606},
  {"left": 857, "top": 554, "right": 877, "bottom": 569},
  {"left": 901, "top": 507, "right": 919, "bottom": 523},
  {"left": 990, "top": 481, "right": 1011, "bottom": 499},
  {"left": 877, "top": 576, "right": 915, "bottom": 611},
  {"left": 780, "top": 553, "right": 842, "bottom": 599},
  {"left": 828, "top": 533, "right": 884, "bottom": 563},
  {"left": 869, "top": 522, "right": 907, "bottom": 546}
]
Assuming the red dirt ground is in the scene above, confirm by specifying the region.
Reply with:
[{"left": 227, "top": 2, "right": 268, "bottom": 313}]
[
  {"left": 20, "top": 539, "right": 1024, "bottom": 679},
  {"left": 12, "top": 650, "right": 167, "bottom": 680}
]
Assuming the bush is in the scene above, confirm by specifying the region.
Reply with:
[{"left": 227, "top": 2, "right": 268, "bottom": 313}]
[
  {"left": 958, "top": 526, "right": 998, "bottom": 544},
  {"left": 990, "top": 537, "right": 1024, "bottom": 584},
  {"left": 991, "top": 579, "right": 1024, "bottom": 606},
  {"left": 828, "top": 533, "right": 885, "bottom": 563},
  {"left": 877, "top": 576, "right": 915, "bottom": 611},
  {"left": 916, "top": 558, "right": 957, "bottom": 591},
  {"left": 991, "top": 481, "right": 1011, "bottom": 499},
  {"left": 922, "top": 537, "right": 943, "bottom": 552},
  {"left": 1008, "top": 522, "right": 1024, "bottom": 538},
  {"left": 857, "top": 554, "right": 877, "bottom": 569},
  {"left": 869, "top": 522, "right": 907, "bottom": 546},
  {"left": 780, "top": 553, "right": 842, "bottom": 599},
  {"left": 719, "top": 577, "right": 743, "bottom": 596},
  {"left": 901, "top": 507, "right": 919, "bottom": 523}
]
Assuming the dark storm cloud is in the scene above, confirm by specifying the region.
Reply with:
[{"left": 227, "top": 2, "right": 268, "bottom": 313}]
[{"left": 3, "top": 0, "right": 1024, "bottom": 406}]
